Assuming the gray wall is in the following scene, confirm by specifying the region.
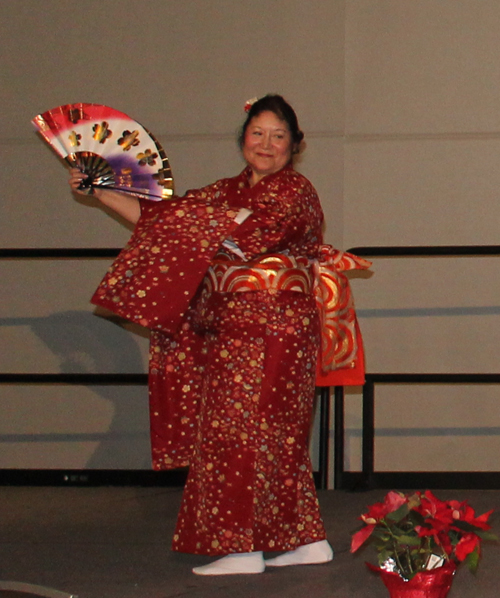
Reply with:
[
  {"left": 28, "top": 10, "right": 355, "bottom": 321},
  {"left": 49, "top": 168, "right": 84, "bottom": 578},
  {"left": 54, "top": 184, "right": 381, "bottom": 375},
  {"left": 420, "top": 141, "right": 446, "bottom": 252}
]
[
  {"left": 0, "top": 0, "right": 344, "bottom": 471},
  {"left": 344, "top": 1, "right": 500, "bottom": 474}
]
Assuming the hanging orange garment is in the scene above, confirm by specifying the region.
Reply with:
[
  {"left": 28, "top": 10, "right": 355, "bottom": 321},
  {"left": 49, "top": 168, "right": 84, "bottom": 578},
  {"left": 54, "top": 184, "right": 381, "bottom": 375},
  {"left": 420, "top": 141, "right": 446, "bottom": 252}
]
[{"left": 314, "top": 247, "right": 372, "bottom": 387}]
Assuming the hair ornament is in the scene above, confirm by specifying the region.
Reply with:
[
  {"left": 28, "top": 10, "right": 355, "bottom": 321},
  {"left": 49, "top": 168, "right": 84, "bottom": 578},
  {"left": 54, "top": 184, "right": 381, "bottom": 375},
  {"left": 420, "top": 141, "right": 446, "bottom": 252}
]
[{"left": 244, "top": 97, "right": 258, "bottom": 113}]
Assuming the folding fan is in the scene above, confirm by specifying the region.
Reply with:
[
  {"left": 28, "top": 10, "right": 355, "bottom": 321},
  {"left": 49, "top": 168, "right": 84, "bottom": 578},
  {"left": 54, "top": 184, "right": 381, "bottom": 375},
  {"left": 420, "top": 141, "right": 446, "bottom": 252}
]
[{"left": 32, "top": 103, "right": 174, "bottom": 200}]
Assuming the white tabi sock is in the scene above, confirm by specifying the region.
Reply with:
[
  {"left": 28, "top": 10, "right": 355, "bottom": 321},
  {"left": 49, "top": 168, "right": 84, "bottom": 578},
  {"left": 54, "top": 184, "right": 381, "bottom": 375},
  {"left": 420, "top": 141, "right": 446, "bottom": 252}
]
[
  {"left": 192, "top": 551, "right": 265, "bottom": 576},
  {"left": 264, "top": 540, "right": 333, "bottom": 567}
]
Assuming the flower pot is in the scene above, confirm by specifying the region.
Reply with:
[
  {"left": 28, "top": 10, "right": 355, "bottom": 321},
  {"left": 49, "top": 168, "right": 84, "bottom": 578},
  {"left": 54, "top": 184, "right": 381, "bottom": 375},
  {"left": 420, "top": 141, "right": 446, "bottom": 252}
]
[{"left": 370, "top": 563, "right": 456, "bottom": 598}]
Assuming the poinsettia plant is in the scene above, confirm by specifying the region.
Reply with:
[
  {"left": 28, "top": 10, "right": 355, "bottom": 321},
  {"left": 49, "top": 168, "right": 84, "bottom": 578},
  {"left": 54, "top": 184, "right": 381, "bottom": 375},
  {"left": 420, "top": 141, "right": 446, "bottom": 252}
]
[{"left": 351, "top": 490, "right": 496, "bottom": 580}]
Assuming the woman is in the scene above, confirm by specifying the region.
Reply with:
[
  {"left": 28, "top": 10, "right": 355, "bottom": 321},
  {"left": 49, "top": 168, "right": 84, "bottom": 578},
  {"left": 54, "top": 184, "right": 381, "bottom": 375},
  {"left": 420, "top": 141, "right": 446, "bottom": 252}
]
[{"left": 69, "top": 95, "right": 368, "bottom": 575}]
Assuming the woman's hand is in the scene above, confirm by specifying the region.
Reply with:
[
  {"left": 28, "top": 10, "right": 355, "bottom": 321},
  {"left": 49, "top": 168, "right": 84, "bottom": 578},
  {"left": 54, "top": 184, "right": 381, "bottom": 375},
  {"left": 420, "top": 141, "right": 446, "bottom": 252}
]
[
  {"left": 68, "top": 167, "right": 106, "bottom": 200},
  {"left": 67, "top": 167, "right": 141, "bottom": 224},
  {"left": 68, "top": 167, "right": 88, "bottom": 195}
]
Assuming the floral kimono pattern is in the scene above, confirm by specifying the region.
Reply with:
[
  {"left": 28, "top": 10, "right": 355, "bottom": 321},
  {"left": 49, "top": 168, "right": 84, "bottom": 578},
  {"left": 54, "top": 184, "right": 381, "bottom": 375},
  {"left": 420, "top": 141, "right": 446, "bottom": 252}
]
[{"left": 91, "top": 164, "right": 369, "bottom": 554}]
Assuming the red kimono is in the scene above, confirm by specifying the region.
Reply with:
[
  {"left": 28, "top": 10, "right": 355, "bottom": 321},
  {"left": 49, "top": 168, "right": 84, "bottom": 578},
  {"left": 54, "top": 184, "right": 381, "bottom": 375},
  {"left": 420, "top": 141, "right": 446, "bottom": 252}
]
[{"left": 92, "top": 164, "right": 369, "bottom": 555}]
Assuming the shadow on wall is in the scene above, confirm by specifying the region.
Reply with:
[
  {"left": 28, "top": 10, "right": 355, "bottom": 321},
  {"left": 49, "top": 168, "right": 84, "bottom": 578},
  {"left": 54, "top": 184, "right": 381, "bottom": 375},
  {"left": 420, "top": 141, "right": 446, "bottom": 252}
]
[{"left": 4, "top": 309, "right": 152, "bottom": 469}]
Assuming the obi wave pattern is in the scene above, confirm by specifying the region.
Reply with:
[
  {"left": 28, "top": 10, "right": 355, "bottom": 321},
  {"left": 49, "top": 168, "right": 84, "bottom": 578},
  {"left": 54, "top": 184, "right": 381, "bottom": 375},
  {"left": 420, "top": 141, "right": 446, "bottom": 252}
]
[
  {"left": 205, "top": 247, "right": 372, "bottom": 375},
  {"left": 313, "top": 247, "right": 371, "bottom": 373},
  {"left": 32, "top": 103, "right": 174, "bottom": 200},
  {"left": 206, "top": 252, "right": 314, "bottom": 294}
]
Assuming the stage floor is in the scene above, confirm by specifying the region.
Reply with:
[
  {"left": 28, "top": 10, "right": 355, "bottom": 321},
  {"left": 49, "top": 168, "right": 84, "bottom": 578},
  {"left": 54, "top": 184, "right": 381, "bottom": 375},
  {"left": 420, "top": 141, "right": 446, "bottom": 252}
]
[{"left": 0, "top": 486, "right": 498, "bottom": 597}]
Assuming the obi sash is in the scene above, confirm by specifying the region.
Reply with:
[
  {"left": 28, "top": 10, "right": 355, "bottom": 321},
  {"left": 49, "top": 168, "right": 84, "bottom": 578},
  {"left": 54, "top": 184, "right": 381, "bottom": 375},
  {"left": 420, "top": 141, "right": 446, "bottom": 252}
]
[
  {"left": 205, "top": 252, "right": 314, "bottom": 294},
  {"left": 203, "top": 247, "right": 372, "bottom": 386}
]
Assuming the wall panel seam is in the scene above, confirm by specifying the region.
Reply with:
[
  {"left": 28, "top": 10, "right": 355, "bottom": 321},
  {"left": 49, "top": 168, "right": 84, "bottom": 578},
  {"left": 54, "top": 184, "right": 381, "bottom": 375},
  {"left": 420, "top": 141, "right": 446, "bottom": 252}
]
[{"left": 345, "top": 131, "right": 500, "bottom": 143}]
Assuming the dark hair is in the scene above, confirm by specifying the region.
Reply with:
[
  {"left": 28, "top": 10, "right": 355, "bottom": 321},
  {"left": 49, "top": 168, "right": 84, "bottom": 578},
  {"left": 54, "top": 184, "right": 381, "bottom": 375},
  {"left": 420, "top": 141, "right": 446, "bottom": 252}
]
[{"left": 238, "top": 94, "right": 304, "bottom": 152}]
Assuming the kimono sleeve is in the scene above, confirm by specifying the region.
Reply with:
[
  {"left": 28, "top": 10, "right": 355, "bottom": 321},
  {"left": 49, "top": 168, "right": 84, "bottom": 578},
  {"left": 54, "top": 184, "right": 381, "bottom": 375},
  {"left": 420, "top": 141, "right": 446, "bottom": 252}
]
[{"left": 91, "top": 197, "right": 241, "bottom": 334}]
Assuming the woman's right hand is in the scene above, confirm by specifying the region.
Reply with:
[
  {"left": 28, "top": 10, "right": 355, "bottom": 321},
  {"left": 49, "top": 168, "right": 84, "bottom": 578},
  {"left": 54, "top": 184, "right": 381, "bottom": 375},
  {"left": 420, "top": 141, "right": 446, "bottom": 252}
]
[
  {"left": 67, "top": 167, "right": 141, "bottom": 224},
  {"left": 68, "top": 167, "right": 107, "bottom": 202},
  {"left": 68, "top": 167, "right": 88, "bottom": 195}
]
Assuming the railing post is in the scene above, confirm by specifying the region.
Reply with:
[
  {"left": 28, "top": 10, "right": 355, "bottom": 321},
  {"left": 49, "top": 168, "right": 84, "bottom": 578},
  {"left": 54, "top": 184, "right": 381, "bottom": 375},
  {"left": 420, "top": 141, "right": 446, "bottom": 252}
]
[
  {"left": 318, "top": 386, "right": 330, "bottom": 490},
  {"left": 333, "top": 385, "right": 345, "bottom": 490},
  {"left": 362, "top": 379, "right": 375, "bottom": 489}
]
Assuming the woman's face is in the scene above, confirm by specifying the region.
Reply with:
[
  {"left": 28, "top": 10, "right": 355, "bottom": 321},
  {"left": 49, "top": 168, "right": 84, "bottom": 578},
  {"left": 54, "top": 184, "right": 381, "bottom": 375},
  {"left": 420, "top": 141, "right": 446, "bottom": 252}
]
[{"left": 242, "top": 110, "right": 294, "bottom": 185}]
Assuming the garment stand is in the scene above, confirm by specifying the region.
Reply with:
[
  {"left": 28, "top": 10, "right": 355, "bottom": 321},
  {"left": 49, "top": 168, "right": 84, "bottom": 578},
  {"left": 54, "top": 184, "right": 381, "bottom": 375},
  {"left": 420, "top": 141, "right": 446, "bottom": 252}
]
[{"left": 318, "top": 385, "right": 345, "bottom": 490}]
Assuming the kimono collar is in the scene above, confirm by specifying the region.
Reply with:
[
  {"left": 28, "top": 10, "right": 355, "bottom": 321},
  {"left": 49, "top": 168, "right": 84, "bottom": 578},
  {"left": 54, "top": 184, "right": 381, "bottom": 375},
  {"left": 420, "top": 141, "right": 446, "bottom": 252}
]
[{"left": 239, "top": 162, "right": 295, "bottom": 190}]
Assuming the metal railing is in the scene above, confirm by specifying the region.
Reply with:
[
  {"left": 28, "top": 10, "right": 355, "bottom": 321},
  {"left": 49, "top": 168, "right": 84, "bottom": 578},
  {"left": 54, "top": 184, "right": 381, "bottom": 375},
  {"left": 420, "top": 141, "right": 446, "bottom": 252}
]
[
  {"left": 0, "top": 248, "right": 168, "bottom": 486},
  {"left": 0, "top": 248, "right": 327, "bottom": 487},
  {"left": 3, "top": 245, "right": 500, "bottom": 490}
]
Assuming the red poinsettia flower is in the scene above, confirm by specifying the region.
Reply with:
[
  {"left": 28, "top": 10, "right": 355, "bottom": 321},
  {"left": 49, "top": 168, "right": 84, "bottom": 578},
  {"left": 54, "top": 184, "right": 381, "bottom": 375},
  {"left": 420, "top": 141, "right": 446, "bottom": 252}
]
[
  {"left": 351, "top": 524, "right": 376, "bottom": 553},
  {"left": 455, "top": 533, "right": 481, "bottom": 562},
  {"left": 453, "top": 504, "right": 493, "bottom": 531},
  {"left": 361, "top": 490, "right": 407, "bottom": 524},
  {"left": 439, "top": 533, "right": 454, "bottom": 557},
  {"left": 350, "top": 489, "right": 496, "bottom": 579},
  {"left": 418, "top": 515, "right": 453, "bottom": 536},
  {"left": 417, "top": 491, "right": 454, "bottom": 524},
  {"left": 351, "top": 491, "right": 408, "bottom": 553}
]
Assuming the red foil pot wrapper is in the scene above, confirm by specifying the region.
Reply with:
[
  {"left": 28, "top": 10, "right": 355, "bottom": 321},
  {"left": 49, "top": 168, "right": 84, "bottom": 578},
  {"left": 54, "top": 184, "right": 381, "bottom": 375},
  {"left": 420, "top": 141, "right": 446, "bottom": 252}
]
[{"left": 367, "top": 562, "right": 456, "bottom": 598}]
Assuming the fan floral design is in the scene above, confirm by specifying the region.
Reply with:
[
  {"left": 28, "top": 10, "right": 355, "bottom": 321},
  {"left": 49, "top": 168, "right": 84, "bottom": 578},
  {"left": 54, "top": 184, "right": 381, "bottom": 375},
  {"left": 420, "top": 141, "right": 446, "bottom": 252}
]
[{"left": 32, "top": 103, "right": 174, "bottom": 200}]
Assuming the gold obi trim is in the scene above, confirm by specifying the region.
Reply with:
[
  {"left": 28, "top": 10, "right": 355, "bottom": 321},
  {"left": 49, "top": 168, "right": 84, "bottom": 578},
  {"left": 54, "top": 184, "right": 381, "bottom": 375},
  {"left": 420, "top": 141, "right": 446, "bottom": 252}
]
[
  {"left": 205, "top": 252, "right": 315, "bottom": 294},
  {"left": 203, "top": 246, "right": 371, "bottom": 378},
  {"left": 313, "top": 246, "right": 372, "bottom": 372}
]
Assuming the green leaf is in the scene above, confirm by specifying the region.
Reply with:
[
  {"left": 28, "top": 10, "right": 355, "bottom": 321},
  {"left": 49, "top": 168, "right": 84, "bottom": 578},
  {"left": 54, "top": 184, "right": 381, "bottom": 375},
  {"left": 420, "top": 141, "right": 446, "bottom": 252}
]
[
  {"left": 392, "top": 534, "right": 421, "bottom": 547},
  {"left": 372, "top": 536, "right": 392, "bottom": 549},
  {"left": 378, "top": 548, "right": 393, "bottom": 563},
  {"left": 475, "top": 531, "right": 498, "bottom": 542},
  {"left": 466, "top": 548, "right": 480, "bottom": 574},
  {"left": 452, "top": 520, "right": 482, "bottom": 533},
  {"left": 386, "top": 503, "right": 410, "bottom": 523},
  {"left": 408, "top": 511, "right": 425, "bottom": 526}
]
